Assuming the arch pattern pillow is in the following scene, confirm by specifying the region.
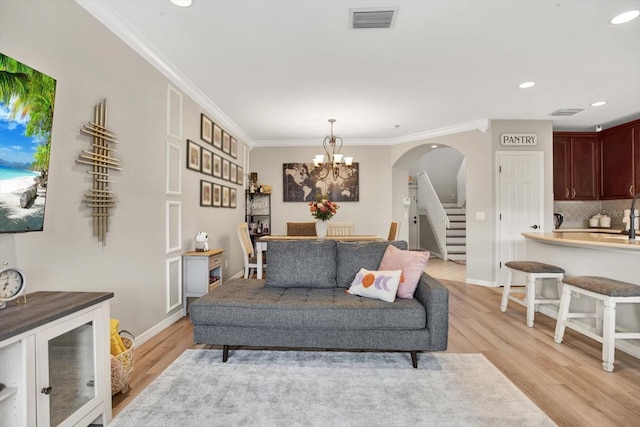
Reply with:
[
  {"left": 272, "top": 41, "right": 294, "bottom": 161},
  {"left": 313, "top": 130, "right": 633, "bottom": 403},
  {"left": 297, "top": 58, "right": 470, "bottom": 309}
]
[
  {"left": 379, "top": 245, "right": 430, "bottom": 299},
  {"left": 346, "top": 268, "right": 402, "bottom": 303}
]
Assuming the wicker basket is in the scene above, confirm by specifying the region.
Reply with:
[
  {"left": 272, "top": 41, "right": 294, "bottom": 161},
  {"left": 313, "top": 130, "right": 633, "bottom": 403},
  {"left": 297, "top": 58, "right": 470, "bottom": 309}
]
[{"left": 111, "top": 330, "right": 135, "bottom": 395}]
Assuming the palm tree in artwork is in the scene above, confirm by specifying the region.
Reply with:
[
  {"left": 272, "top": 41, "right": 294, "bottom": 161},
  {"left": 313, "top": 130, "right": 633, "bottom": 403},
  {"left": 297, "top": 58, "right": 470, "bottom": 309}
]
[{"left": 0, "top": 53, "right": 56, "bottom": 179}]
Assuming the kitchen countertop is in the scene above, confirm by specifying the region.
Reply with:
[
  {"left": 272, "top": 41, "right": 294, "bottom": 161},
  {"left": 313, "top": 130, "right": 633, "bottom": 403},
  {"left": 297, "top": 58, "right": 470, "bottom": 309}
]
[
  {"left": 522, "top": 231, "right": 640, "bottom": 251},
  {"left": 553, "top": 228, "right": 624, "bottom": 234}
]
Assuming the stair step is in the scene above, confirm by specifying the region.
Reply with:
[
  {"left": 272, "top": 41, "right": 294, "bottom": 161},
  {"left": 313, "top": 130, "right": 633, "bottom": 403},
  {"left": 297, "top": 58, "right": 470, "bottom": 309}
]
[
  {"left": 446, "top": 237, "right": 466, "bottom": 244},
  {"left": 446, "top": 229, "right": 466, "bottom": 237},
  {"left": 449, "top": 222, "right": 466, "bottom": 230},
  {"left": 447, "top": 245, "right": 466, "bottom": 252},
  {"left": 444, "top": 207, "right": 465, "bottom": 215},
  {"left": 448, "top": 214, "right": 466, "bottom": 221}
]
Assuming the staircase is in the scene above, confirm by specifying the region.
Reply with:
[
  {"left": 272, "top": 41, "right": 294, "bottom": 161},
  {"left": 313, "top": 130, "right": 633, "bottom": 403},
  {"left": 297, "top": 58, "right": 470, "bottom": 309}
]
[{"left": 444, "top": 204, "right": 466, "bottom": 262}]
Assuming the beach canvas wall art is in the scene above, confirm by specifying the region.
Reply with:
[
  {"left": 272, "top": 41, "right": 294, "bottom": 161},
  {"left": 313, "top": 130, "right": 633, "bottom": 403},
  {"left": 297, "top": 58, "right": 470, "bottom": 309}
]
[{"left": 0, "top": 53, "right": 56, "bottom": 233}]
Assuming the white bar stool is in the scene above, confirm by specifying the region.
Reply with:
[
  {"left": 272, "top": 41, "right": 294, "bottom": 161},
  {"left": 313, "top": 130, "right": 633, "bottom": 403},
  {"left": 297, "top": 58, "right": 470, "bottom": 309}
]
[
  {"left": 554, "top": 276, "right": 640, "bottom": 372},
  {"left": 500, "top": 261, "right": 565, "bottom": 327}
]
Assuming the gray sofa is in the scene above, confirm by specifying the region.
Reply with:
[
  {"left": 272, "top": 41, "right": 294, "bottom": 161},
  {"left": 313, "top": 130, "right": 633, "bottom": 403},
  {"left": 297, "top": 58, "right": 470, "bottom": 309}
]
[{"left": 190, "top": 239, "right": 449, "bottom": 367}]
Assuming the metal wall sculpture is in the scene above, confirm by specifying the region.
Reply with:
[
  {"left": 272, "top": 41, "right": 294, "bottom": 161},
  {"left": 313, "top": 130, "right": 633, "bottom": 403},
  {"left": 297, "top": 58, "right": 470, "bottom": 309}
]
[{"left": 76, "top": 99, "right": 121, "bottom": 245}]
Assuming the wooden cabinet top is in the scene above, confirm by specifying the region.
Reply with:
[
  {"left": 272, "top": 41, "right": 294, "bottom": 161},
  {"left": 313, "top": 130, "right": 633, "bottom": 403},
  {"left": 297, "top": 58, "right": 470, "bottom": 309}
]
[
  {"left": 0, "top": 291, "right": 114, "bottom": 342},
  {"left": 182, "top": 249, "right": 225, "bottom": 257}
]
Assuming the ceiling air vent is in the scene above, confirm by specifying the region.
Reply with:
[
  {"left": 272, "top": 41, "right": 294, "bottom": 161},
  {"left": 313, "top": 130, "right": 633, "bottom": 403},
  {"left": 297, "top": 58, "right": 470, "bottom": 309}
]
[
  {"left": 550, "top": 109, "right": 584, "bottom": 116},
  {"left": 350, "top": 7, "right": 398, "bottom": 29}
]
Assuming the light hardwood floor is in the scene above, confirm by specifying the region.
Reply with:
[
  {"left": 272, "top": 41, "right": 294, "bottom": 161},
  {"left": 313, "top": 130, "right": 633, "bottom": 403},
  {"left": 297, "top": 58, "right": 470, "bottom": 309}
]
[{"left": 112, "top": 259, "right": 640, "bottom": 426}]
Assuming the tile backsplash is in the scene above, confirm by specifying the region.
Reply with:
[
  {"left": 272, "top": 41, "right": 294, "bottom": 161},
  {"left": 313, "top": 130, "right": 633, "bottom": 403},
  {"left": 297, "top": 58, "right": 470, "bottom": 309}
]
[{"left": 554, "top": 199, "right": 633, "bottom": 229}]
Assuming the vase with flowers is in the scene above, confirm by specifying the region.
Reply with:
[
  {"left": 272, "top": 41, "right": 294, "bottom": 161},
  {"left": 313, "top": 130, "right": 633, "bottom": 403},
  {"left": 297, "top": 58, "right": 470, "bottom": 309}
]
[{"left": 309, "top": 195, "right": 339, "bottom": 238}]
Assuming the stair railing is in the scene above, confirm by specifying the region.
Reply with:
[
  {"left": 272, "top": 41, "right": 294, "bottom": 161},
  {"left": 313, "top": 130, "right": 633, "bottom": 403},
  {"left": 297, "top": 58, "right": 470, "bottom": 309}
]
[
  {"left": 456, "top": 158, "right": 467, "bottom": 208},
  {"left": 417, "top": 172, "right": 450, "bottom": 260}
]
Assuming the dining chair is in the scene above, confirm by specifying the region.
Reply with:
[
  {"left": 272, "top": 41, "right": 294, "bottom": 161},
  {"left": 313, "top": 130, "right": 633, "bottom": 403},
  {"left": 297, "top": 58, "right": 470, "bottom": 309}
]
[
  {"left": 327, "top": 222, "right": 354, "bottom": 236},
  {"left": 286, "top": 221, "right": 317, "bottom": 236},
  {"left": 237, "top": 222, "right": 265, "bottom": 278},
  {"left": 387, "top": 221, "right": 400, "bottom": 240}
]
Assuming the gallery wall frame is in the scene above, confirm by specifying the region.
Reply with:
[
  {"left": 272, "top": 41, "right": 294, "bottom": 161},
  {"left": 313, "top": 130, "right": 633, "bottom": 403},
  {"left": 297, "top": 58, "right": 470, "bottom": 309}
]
[
  {"left": 237, "top": 166, "right": 244, "bottom": 185},
  {"left": 201, "top": 148, "right": 213, "bottom": 175},
  {"left": 222, "top": 158, "right": 230, "bottom": 181},
  {"left": 166, "top": 141, "right": 182, "bottom": 195},
  {"left": 213, "top": 153, "right": 222, "bottom": 178},
  {"left": 222, "top": 131, "right": 231, "bottom": 155},
  {"left": 187, "top": 140, "right": 201, "bottom": 171},
  {"left": 166, "top": 256, "right": 182, "bottom": 313},
  {"left": 200, "top": 180, "right": 212, "bottom": 206},
  {"left": 230, "top": 188, "right": 237, "bottom": 208},
  {"left": 213, "top": 123, "right": 222, "bottom": 150},
  {"left": 222, "top": 186, "right": 230, "bottom": 208},
  {"left": 213, "top": 183, "right": 222, "bottom": 207},
  {"left": 230, "top": 136, "right": 237, "bottom": 159},
  {"left": 201, "top": 113, "right": 213, "bottom": 144},
  {"left": 230, "top": 163, "right": 237, "bottom": 184}
]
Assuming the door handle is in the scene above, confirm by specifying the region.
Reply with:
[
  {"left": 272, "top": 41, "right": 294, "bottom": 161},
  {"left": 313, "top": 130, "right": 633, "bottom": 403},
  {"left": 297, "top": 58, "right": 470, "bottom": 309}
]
[
  {"left": 565, "top": 188, "right": 569, "bottom": 198},
  {"left": 630, "top": 185, "right": 634, "bottom": 196},
  {"left": 41, "top": 386, "right": 52, "bottom": 395},
  {"left": 572, "top": 188, "right": 576, "bottom": 198},
  {"left": 530, "top": 225, "right": 539, "bottom": 230}
]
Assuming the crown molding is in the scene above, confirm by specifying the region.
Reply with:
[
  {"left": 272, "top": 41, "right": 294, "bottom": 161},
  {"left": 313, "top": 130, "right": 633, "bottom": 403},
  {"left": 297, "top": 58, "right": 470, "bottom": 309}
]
[
  {"left": 75, "top": 0, "right": 252, "bottom": 144},
  {"left": 388, "top": 119, "right": 490, "bottom": 145},
  {"left": 250, "top": 119, "right": 490, "bottom": 148}
]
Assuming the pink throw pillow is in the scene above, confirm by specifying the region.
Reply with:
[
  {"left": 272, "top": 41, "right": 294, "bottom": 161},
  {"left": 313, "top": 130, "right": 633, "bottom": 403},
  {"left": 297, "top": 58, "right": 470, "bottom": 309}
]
[{"left": 379, "top": 245, "right": 430, "bottom": 299}]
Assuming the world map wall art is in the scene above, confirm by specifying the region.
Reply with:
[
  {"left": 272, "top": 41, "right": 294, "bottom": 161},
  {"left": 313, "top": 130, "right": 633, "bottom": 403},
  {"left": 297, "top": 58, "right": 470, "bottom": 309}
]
[{"left": 282, "top": 162, "right": 359, "bottom": 202}]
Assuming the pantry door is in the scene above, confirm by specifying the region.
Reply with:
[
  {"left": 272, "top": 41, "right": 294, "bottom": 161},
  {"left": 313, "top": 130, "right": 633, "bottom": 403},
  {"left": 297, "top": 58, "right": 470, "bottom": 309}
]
[{"left": 495, "top": 152, "right": 544, "bottom": 286}]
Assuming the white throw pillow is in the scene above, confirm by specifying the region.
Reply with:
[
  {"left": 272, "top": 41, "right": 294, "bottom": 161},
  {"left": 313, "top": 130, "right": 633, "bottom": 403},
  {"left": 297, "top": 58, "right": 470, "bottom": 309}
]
[{"left": 346, "top": 268, "right": 402, "bottom": 303}]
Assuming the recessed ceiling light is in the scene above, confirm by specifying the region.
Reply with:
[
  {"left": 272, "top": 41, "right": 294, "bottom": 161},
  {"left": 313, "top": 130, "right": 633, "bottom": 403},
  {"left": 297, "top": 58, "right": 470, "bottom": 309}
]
[
  {"left": 170, "top": 0, "right": 193, "bottom": 7},
  {"left": 591, "top": 101, "right": 607, "bottom": 107},
  {"left": 610, "top": 10, "right": 640, "bottom": 25},
  {"left": 431, "top": 145, "right": 438, "bottom": 148},
  {"left": 518, "top": 81, "right": 536, "bottom": 89}
]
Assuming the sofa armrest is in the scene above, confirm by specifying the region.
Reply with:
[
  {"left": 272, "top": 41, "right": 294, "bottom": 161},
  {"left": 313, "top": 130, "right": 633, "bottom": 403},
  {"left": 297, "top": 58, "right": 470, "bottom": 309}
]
[{"left": 414, "top": 272, "right": 449, "bottom": 350}]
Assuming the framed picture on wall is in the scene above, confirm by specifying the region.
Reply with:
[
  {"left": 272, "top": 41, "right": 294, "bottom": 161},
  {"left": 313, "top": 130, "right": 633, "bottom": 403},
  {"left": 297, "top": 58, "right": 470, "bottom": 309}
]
[
  {"left": 237, "top": 166, "right": 244, "bottom": 185},
  {"left": 201, "top": 114, "right": 213, "bottom": 144},
  {"left": 201, "top": 149, "right": 212, "bottom": 175},
  {"left": 222, "top": 131, "right": 231, "bottom": 154},
  {"left": 230, "top": 163, "right": 237, "bottom": 183},
  {"left": 230, "top": 188, "right": 237, "bottom": 208},
  {"left": 213, "top": 123, "right": 222, "bottom": 150},
  {"left": 222, "top": 186, "right": 230, "bottom": 207},
  {"left": 187, "top": 140, "right": 201, "bottom": 171},
  {"left": 212, "top": 184, "right": 221, "bottom": 207},
  {"left": 230, "top": 137, "right": 237, "bottom": 158},
  {"left": 213, "top": 153, "right": 222, "bottom": 178},
  {"left": 200, "top": 180, "right": 212, "bottom": 206},
  {"left": 222, "top": 158, "right": 230, "bottom": 181}
]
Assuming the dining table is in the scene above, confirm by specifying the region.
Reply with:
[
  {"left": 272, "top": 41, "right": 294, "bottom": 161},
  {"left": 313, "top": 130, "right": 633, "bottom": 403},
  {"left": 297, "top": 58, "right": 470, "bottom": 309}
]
[{"left": 254, "top": 235, "right": 385, "bottom": 279}]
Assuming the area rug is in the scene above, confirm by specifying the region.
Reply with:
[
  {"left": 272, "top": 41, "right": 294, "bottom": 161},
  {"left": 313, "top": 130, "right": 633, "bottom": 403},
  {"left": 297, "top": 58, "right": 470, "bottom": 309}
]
[{"left": 111, "top": 350, "right": 555, "bottom": 426}]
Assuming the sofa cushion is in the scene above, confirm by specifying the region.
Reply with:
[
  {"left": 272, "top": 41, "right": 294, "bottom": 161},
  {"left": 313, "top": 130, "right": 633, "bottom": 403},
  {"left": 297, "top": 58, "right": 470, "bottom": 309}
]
[
  {"left": 346, "top": 268, "right": 402, "bottom": 303},
  {"left": 379, "top": 245, "right": 430, "bottom": 299},
  {"left": 190, "top": 279, "right": 426, "bottom": 330},
  {"left": 336, "top": 240, "right": 408, "bottom": 288},
  {"left": 265, "top": 240, "right": 337, "bottom": 288}
]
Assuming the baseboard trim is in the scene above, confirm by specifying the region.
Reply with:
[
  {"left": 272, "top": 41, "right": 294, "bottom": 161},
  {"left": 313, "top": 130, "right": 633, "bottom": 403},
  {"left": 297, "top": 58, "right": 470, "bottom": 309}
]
[
  {"left": 465, "top": 278, "right": 495, "bottom": 287},
  {"left": 135, "top": 311, "right": 184, "bottom": 347}
]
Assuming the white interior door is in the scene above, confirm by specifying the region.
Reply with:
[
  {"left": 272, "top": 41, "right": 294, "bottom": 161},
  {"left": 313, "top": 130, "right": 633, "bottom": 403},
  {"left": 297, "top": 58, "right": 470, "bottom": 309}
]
[
  {"left": 408, "top": 187, "right": 419, "bottom": 249},
  {"left": 496, "top": 152, "right": 544, "bottom": 286}
]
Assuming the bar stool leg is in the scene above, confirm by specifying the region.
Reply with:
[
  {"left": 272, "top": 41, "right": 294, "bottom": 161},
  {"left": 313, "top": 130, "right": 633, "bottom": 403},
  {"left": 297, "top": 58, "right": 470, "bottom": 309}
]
[
  {"left": 526, "top": 274, "right": 536, "bottom": 327},
  {"left": 602, "top": 297, "right": 616, "bottom": 373},
  {"left": 500, "top": 269, "right": 513, "bottom": 312},
  {"left": 554, "top": 285, "right": 571, "bottom": 344}
]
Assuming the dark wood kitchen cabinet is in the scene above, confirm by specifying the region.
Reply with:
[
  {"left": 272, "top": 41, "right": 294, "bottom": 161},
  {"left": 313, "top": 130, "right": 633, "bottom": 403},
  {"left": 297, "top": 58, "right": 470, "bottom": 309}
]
[
  {"left": 598, "top": 120, "right": 638, "bottom": 199},
  {"left": 553, "top": 133, "right": 598, "bottom": 200}
]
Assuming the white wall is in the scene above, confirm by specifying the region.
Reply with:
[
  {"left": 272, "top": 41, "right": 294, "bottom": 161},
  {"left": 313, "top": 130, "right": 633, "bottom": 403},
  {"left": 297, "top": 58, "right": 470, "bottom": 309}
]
[
  {"left": 410, "top": 147, "right": 464, "bottom": 204},
  {"left": 0, "top": 0, "right": 246, "bottom": 338}
]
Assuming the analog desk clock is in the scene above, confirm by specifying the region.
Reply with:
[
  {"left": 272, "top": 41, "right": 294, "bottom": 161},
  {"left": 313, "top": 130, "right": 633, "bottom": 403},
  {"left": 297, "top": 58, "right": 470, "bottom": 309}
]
[{"left": 0, "top": 267, "right": 26, "bottom": 309}]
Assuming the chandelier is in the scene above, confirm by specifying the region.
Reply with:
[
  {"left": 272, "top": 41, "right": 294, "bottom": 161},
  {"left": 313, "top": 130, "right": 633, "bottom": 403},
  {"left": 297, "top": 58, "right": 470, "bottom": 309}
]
[{"left": 312, "top": 119, "right": 354, "bottom": 181}]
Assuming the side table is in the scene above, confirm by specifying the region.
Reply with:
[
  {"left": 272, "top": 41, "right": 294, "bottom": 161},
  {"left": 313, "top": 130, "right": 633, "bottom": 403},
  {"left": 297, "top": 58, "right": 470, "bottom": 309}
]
[{"left": 182, "top": 249, "right": 224, "bottom": 313}]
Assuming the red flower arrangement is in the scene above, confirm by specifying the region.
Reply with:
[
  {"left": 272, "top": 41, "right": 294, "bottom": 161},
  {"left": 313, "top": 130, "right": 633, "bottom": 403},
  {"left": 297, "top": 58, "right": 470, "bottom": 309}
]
[{"left": 309, "top": 196, "right": 339, "bottom": 221}]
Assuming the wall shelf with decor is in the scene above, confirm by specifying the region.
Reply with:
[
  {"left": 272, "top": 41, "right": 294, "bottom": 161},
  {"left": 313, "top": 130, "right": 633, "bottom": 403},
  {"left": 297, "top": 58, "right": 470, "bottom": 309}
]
[{"left": 246, "top": 192, "right": 271, "bottom": 242}]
